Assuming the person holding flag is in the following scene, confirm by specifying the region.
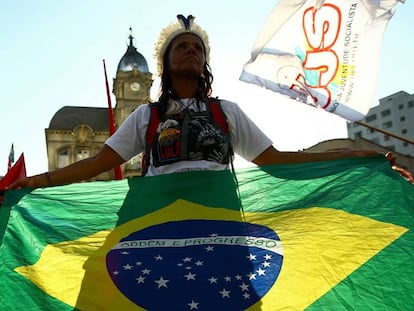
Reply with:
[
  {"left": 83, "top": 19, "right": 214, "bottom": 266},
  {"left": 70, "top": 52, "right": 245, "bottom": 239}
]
[{"left": 10, "top": 14, "right": 378, "bottom": 189}]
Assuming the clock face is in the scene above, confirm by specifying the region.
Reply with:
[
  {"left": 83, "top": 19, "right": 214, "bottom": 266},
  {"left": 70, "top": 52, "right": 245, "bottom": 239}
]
[{"left": 130, "top": 82, "right": 141, "bottom": 92}]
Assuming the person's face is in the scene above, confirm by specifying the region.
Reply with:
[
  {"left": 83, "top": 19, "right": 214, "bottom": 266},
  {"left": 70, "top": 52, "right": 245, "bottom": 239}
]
[{"left": 167, "top": 33, "right": 206, "bottom": 77}]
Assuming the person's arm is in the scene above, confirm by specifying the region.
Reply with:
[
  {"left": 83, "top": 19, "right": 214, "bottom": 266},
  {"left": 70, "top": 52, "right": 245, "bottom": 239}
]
[
  {"left": 252, "top": 146, "right": 378, "bottom": 166},
  {"left": 9, "top": 145, "right": 125, "bottom": 189}
]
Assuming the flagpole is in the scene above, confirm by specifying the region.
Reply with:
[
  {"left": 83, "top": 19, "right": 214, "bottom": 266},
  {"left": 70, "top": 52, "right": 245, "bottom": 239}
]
[
  {"left": 103, "top": 59, "right": 123, "bottom": 180},
  {"left": 7, "top": 144, "right": 14, "bottom": 171},
  {"left": 355, "top": 121, "right": 414, "bottom": 146}
]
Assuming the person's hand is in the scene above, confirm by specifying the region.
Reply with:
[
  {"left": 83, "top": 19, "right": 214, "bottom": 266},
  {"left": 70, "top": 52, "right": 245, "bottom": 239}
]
[
  {"left": 383, "top": 152, "right": 414, "bottom": 184},
  {"left": 385, "top": 151, "right": 397, "bottom": 166},
  {"left": 8, "top": 173, "right": 51, "bottom": 190}
]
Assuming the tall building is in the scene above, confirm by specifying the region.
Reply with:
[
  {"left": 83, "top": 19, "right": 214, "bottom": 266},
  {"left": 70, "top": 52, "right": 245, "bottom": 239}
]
[
  {"left": 45, "top": 30, "right": 153, "bottom": 180},
  {"left": 305, "top": 90, "right": 414, "bottom": 178},
  {"left": 347, "top": 91, "right": 414, "bottom": 157}
]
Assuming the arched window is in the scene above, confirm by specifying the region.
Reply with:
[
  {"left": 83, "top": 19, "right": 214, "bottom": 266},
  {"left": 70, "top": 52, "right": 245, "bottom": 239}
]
[
  {"left": 58, "top": 149, "right": 70, "bottom": 168},
  {"left": 76, "top": 148, "right": 90, "bottom": 161}
]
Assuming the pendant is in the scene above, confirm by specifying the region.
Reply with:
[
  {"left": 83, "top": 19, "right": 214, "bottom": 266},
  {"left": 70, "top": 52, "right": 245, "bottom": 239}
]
[{"left": 166, "top": 99, "right": 181, "bottom": 115}]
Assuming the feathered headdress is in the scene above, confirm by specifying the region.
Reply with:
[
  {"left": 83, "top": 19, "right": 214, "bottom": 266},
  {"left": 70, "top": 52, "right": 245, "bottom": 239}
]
[{"left": 154, "top": 14, "right": 210, "bottom": 76}]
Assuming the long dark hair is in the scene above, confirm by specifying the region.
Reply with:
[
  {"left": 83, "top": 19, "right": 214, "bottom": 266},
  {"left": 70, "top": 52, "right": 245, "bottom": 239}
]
[{"left": 157, "top": 38, "right": 214, "bottom": 118}]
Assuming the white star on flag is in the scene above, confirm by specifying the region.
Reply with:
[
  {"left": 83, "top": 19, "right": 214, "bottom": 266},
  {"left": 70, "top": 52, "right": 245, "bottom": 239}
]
[
  {"left": 257, "top": 268, "right": 266, "bottom": 276},
  {"left": 219, "top": 288, "right": 231, "bottom": 298},
  {"left": 188, "top": 300, "right": 199, "bottom": 310},
  {"left": 247, "top": 254, "right": 256, "bottom": 261},
  {"left": 141, "top": 268, "right": 151, "bottom": 275},
  {"left": 208, "top": 277, "right": 218, "bottom": 284},
  {"left": 155, "top": 277, "right": 169, "bottom": 289},
  {"left": 239, "top": 283, "right": 249, "bottom": 292},
  {"left": 184, "top": 272, "right": 197, "bottom": 281},
  {"left": 136, "top": 276, "right": 145, "bottom": 284}
]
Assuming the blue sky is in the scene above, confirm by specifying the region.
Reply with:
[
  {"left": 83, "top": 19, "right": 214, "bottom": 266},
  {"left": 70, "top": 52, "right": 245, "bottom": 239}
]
[{"left": 1, "top": 0, "right": 412, "bottom": 176}]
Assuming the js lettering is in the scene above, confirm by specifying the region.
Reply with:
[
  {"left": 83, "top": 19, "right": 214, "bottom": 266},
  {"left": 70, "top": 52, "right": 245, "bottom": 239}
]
[{"left": 298, "top": 3, "right": 342, "bottom": 109}]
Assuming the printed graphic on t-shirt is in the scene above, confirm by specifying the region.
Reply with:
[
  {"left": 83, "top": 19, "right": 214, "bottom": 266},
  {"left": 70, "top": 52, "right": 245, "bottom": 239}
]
[
  {"left": 152, "top": 110, "right": 230, "bottom": 167},
  {"left": 157, "top": 119, "right": 181, "bottom": 162}
]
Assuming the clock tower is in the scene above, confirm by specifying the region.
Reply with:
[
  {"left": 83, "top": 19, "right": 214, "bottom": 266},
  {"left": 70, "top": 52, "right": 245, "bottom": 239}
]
[
  {"left": 113, "top": 29, "right": 153, "bottom": 127},
  {"left": 45, "top": 29, "right": 153, "bottom": 180}
]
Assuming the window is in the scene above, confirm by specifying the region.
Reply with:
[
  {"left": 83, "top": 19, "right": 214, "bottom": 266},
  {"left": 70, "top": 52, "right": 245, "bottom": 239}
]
[
  {"left": 58, "top": 149, "right": 70, "bottom": 168},
  {"left": 383, "top": 121, "right": 393, "bottom": 129},
  {"left": 403, "top": 142, "right": 409, "bottom": 147},
  {"left": 401, "top": 116, "right": 406, "bottom": 122},
  {"left": 76, "top": 149, "right": 90, "bottom": 161},
  {"left": 399, "top": 104, "right": 404, "bottom": 109},
  {"left": 366, "top": 114, "right": 377, "bottom": 122},
  {"left": 354, "top": 131, "right": 362, "bottom": 137},
  {"left": 384, "top": 135, "right": 390, "bottom": 141},
  {"left": 408, "top": 100, "right": 414, "bottom": 108},
  {"left": 381, "top": 109, "right": 391, "bottom": 117},
  {"left": 402, "top": 129, "right": 407, "bottom": 135}
]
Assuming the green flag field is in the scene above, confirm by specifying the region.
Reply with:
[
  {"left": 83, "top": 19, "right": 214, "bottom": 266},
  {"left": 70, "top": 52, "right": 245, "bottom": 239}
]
[{"left": 1, "top": 155, "right": 413, "bottom": 310}]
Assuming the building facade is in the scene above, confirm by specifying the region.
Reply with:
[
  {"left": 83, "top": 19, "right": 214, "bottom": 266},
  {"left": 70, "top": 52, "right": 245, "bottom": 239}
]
[
  {"left": 307, "top": 91, "right": 414, "bottom": 177},
  {"left": 45, "top": 31, "right": 152, "bottom": 180},
  {"left": 304, "top": 136, "right": 414, "bottom": 177},
  {"left": 347, "top": 91, "right": 414, "bottom": 157}
]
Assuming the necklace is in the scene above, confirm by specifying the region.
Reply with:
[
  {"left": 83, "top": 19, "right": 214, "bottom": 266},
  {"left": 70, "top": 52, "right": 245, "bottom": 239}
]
[{"left": 166, "top": 98, "right": 196, "bottom": 115}]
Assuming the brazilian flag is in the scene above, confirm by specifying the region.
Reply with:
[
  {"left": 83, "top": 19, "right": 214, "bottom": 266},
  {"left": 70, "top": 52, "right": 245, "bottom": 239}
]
[{"left": 1, "top": 155, "right": 413, "bottom": 310}]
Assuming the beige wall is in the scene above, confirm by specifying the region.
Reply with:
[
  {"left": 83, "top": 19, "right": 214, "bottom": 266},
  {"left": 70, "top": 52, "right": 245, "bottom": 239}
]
[
  {"left": 45, "top": 127, "right": 114, "bottom": 181},
  {"left": 304, "top": 137, "right": 414, "bottom": 176}
]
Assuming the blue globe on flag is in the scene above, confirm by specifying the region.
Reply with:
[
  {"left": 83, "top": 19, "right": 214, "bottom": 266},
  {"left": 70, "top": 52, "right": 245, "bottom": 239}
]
[{"left": 107, "top": 219, "right": 283, "bottom": 310}]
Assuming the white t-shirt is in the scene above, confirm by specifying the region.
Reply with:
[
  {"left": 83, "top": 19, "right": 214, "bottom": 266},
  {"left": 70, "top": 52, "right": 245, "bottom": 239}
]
[{"left": 105, "top": 99, "right": 272, "bottom": 176}]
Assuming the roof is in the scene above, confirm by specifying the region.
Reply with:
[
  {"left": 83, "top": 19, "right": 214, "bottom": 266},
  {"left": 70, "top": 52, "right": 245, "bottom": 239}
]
[
  {"left": 48, "top": 106, "right": 109, "bottom": 131},
  {"left": 117, "top": 33, "right": 149, "bottom": 73}
]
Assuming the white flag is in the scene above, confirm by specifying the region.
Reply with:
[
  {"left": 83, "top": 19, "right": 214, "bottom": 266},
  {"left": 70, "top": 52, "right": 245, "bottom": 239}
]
[{"left": 240, "top": 0, "right": 402, "bottom": 121}]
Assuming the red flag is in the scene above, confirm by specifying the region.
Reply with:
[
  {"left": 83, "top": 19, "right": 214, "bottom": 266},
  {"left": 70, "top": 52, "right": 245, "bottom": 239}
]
[
  {"left": 103, "top": 59, "right": 123, "bottom": 180},
  {"left": 0, "top": 153, "right": 27, "bottom": 190}
]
